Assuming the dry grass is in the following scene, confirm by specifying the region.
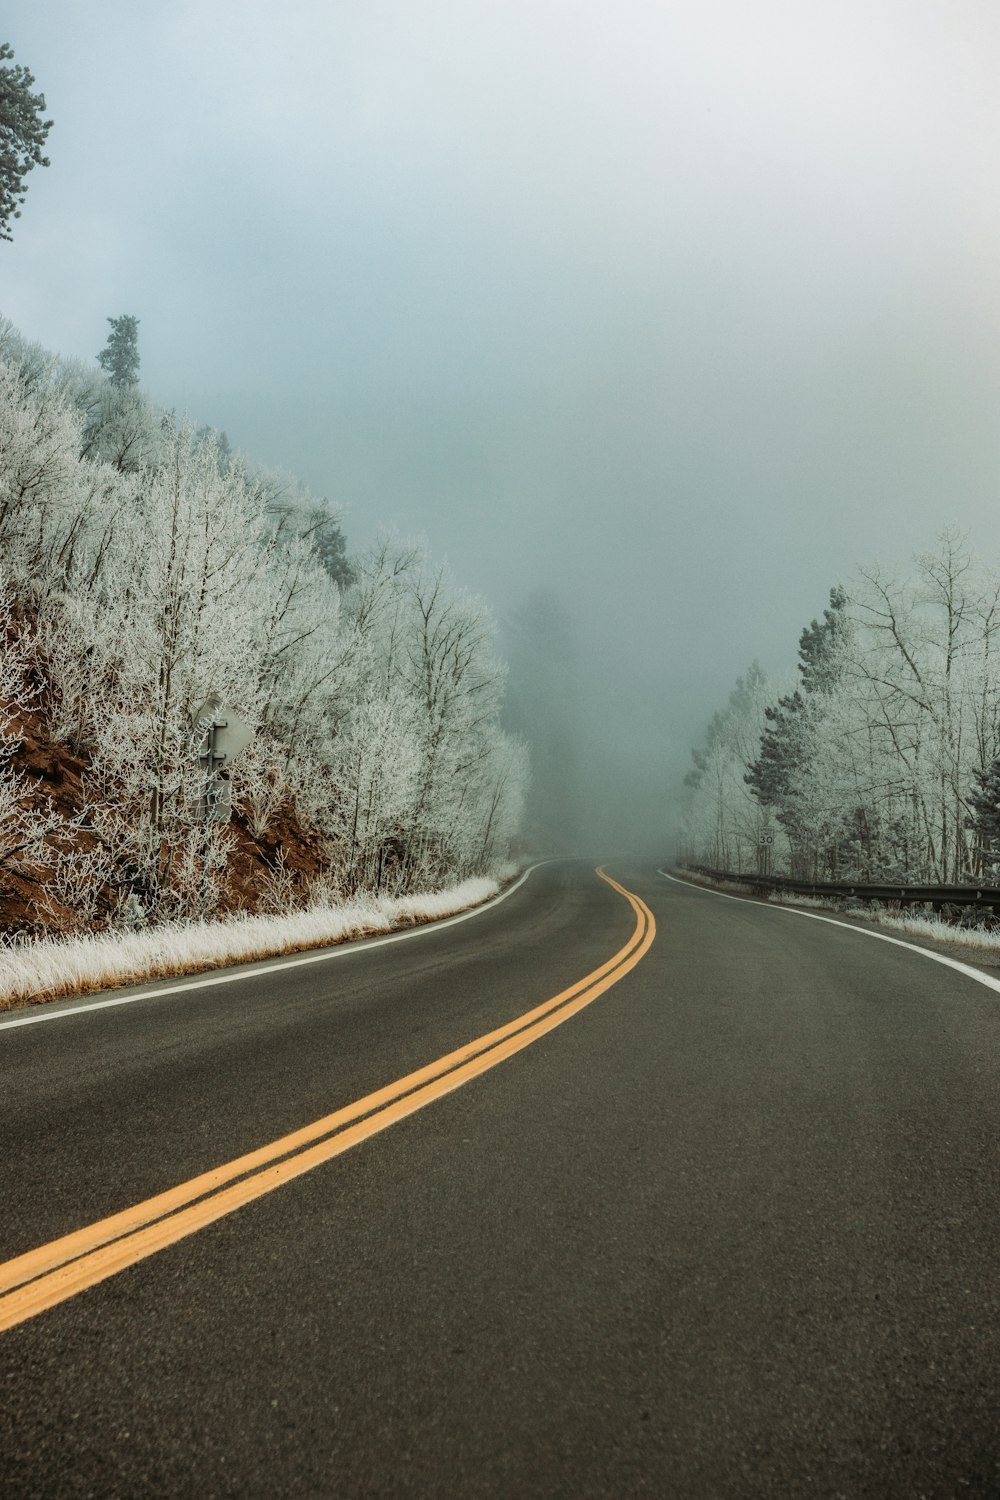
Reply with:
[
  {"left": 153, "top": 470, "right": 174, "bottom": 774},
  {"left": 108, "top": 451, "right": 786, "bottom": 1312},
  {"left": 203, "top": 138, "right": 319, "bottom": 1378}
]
[
  {"left": 682, "top": 868, "right": 1000, "bottom": 958},
  {"left": 768, "top": 888, "right": 1000, "bottom": 956},
  {"left": 865, "top": 908, "right": 1000, "bottom": 954},
  {"left": 0, "top": 875, "right": 502, "bottom": 1012}
]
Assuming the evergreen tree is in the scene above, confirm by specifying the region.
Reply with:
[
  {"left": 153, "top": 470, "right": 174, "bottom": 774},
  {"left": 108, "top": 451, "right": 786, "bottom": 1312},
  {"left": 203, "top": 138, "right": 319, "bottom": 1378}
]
[
  {"left": 745, "top": 586, "right": 849, "bottom": 860},
  {"left": 97, "top": 314, "right": 140, "bottom": 388},
  {"left": 743, "top": 688, "right": 807, "bottom": 816},
  {"left": 0, "top": 43, "right": 52, "bottom": 242},
  {"left": 797, "top": 585, "right": 849, "bottom": 694},
  {"left": 310, "top": 507, "right": 354, "bottom": 589},
  {"left": 967, "top": 758, "right": 1000, "bottom": 866},
  {"left": 262, "top": 483, "right": 354, "bottom": 589}
]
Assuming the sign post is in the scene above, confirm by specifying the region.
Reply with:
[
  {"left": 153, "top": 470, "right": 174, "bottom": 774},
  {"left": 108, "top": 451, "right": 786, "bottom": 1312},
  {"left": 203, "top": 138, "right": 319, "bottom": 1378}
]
[{"left": 192, "top": 696, "right": 254, "bottom": 919}]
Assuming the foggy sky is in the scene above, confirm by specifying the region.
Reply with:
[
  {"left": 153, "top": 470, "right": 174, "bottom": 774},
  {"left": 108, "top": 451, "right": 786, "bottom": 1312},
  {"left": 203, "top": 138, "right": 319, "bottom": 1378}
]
[{"left": 5, "top": 1, "right": 1000, "bottom": 849}]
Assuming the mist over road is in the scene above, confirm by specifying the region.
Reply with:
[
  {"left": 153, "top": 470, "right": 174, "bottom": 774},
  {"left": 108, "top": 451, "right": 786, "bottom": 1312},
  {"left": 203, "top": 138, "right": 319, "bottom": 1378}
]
[{"left": 2, "top": 864, "right": 998, "bottom": 1497}]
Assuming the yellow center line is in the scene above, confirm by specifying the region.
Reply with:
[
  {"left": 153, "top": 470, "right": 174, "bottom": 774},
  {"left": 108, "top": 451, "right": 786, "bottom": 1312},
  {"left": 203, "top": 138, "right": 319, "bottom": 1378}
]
[
  {"left": 0, "top": 869, "right": 646, "bottom": 1296},
  {"left": 0, "top": 867, "right": 654, "bottom": 1335}
]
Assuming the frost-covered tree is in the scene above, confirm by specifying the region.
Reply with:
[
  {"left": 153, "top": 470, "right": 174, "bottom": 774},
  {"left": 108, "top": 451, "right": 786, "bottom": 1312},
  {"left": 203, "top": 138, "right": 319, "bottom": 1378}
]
[
  {"left": 696, "top": 532, "right": 1000, "bottom": 884},
  {"left": 838, "top": 532, "right": 1000, "bottom": 881},
  {"left": 0, "top": 318, "right": 527, "bottom": 931},
  {"left": 746, "top": 586, "right": 852, "bottom": 875},
  {"left": 968, "top": 757, "right": 1000, "bottom": 868},
  {"left": 30, "top": 422, "right": 277, "bottom": 916},
  {"left": 333, "top": 541, "right": 524, "bottom": 888},
  {"left": 0, "top": 356, "right": 108, "bottom": 590},
  {"left": 82, "top": 382, "right": 160, "bottom": 473},
  {"left": 682, "top": 663, "right": 782, "bottom": 873},
  {"left": 402, "top": 564, "right": 507, "bottom": 866},
  {"left": 472, "top": 731, "right": 528, "bottom": 870},
  {"left": 0, "top": 582, "right": 79, "bottom": 894},
  {"left": 328, "top": 689, "right": 420, "bottom": 892},
  {"left": 259, "top": 472, "right": 353, "bottom": 589},
  {"left": 310, "top": 506, "right": 353, "bottom": 589},
  {"left": 97, "top": 314, "right": 140, "bottom": 389},
  {"left": 0, "top": 44, "right": 51, "bottom": 241}
]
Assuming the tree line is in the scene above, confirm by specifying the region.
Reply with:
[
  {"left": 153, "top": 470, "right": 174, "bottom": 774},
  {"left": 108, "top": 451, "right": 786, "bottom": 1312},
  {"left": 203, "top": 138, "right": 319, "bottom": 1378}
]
[
  {"left": 680, "top": 531, "right": 1000, "bottom": 885},
  {"left": 0, "top": 317, "right": 526, "bottom": 928}
]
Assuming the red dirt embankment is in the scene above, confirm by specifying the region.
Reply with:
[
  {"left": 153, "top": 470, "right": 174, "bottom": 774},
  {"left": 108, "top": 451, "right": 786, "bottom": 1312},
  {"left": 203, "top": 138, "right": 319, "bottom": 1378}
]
[{"left": 1, "top": 692, "right": 327, "bottom": 938}]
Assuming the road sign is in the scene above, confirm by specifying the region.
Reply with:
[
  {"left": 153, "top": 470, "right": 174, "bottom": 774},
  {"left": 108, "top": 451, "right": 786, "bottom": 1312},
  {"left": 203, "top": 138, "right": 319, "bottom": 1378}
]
[
  {"left": 192, "top": 697, "right": 254, "bottom": 828},
  {"left": 193, "top": 697, "right": 253, "bottom": 764},
  {"left": 759, "top": 834, "right": 774, "bottom": 847}
]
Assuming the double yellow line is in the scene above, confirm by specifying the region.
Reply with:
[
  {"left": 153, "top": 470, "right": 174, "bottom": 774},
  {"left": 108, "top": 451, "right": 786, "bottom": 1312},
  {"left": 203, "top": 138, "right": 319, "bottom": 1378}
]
[{"left": 0, "top": 868, "right": 654, "bottom": 1335}]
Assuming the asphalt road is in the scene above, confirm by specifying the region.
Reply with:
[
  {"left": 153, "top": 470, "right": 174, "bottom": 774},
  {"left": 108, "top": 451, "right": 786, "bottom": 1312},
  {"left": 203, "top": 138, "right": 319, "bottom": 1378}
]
[{"left": 1, "top": 861, "right": 999, "bottom": 1498}]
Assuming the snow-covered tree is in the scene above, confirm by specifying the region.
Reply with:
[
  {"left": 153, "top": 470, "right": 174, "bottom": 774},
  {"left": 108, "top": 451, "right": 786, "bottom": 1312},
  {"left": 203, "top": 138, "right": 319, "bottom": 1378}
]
[
  {"left": 697, "top": 532, "right": 1000, "bottom": 884},
  {"left": 0, "top": 358, "right": 86, "bottom": 585},
  {"left": 0, "top": 319, "right": 528, "bottom": 933},
  {"left": 96, "top": 315, "right": 140, "bottom": 389},
  {"left": 840, "top": 532, "right": 1000, "bottom": 880},
  {"left": 327, "top": 688, "right": 420, "bottom": 892},
  {"left": 0, "top": 43, "right": 52, "bottom": 241},
  {"left": 746, "top": 587, "right": 853, "bottom": 876},
  {"left": 0, "top": 581, "right": 78, "bottom": 895},
  {"left": 681, "top": 663, "right": 784, "bottom": 873},
  {"left": 84, "top": 424, "right": 276, "bottom": 909}
]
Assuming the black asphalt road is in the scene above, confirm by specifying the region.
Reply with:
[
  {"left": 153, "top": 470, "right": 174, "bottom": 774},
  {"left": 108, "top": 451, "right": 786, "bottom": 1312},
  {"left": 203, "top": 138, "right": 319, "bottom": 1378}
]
[{"left": 1, "top": 862, "right": 999, "bottom": 1498}]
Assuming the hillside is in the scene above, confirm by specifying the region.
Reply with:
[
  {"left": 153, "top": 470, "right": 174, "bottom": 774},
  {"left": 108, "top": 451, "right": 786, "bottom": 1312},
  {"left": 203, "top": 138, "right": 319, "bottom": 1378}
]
[{"left": 0, "top": 319, "right": 527, "bottom": 942}]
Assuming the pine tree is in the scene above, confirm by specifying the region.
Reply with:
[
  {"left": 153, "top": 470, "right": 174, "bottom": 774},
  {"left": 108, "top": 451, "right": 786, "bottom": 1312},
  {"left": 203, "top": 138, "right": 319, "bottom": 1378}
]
[
  {"left": 744, "top": 688, "right": 808, "bottom": 816},
  {"left": 797, "top": 585, "right": 849, "bottom": 694},
  {"left": 310, "top": 506, "right": 353, "bottom": 588},
  {"left": 967, "top": 759, "right": 1000, "bottom": 866},
  {"left": 0, "top": 44, "right": 52, "bottom": 242},
  {"left": 97, "top": 314, "right": 140, "bottom": 388},
  {"left": 745, "top": 587, "right": 849, "bottom": 868}
]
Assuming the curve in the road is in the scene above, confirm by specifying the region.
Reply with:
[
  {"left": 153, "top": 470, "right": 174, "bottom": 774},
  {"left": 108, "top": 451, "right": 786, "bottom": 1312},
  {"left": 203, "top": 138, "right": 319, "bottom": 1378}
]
[
  {"left": 0, "top": 866, "right": 654, "bottom": 1336},
  {"left": 661, "top": 867, "right": 1000, "bottom": 998}
]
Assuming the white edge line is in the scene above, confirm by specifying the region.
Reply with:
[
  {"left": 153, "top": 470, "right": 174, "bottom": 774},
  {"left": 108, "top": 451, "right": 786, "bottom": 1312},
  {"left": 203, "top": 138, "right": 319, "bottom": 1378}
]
[
  {"left": 0, "top": 861, "right": 557, "bottom": 1031},
  {"left": 658, "top": 868, "right": 1000, "bottom": 1000}
]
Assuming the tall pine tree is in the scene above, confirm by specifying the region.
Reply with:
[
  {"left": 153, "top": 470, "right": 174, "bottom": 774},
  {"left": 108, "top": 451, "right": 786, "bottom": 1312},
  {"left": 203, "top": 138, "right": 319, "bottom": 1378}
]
[
  {"left": 97, "top": 314, "right": 140, "bottom": 388},
  {"left": 967, "top": 758, "right": 1000, "bottom": 869},
  {"left": 0, "top": 43, "right": 52, "bottom": 241},
  {"left": 745, "top": 587, "right": 849, "bottom": 868}
]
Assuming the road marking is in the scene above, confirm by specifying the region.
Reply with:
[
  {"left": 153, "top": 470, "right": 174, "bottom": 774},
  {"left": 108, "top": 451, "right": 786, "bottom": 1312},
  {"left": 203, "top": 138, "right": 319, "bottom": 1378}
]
[
  {"left": 660, "top": 868, "right": 1000, "bottom": 1000},
  {"left": 0, "top": 867, "right": 654, "bottom": 1334},
  {"left": 0, "top": 861, "right": 557, "bottom": 1032}
]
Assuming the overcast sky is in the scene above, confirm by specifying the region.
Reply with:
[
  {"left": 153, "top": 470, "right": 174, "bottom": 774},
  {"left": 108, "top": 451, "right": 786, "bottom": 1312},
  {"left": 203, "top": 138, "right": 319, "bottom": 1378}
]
[{"left": 5, "top": 1, "right": 1000, "bottom": 847}]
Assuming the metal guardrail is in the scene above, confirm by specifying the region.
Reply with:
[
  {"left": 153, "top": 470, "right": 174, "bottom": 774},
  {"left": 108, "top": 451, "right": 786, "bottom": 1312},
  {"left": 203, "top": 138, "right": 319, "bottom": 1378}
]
[{"left": 680, "top": 865, "right": 1000, "bottom": 915}]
